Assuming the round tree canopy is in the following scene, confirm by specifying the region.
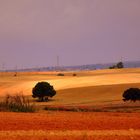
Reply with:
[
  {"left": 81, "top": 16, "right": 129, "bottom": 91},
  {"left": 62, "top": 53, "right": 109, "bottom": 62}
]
[{"left": 32, "top": 81, "right": 56, "bottom": 101}]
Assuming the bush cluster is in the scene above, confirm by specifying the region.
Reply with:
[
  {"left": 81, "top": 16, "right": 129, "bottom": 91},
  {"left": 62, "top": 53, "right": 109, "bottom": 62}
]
[
  {"left": 57, "top": 73, "right": 65, "bottom": 76},
  {"left": 123, "top": 88, "right": 140, "bottom": 102}
]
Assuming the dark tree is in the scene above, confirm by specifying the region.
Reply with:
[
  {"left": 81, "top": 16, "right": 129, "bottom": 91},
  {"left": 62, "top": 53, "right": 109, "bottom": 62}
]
[
  {"left": 109, "top": 65, "right": 116, "bottom": 69},
  {"left": 109, "top": 61, "right": 124, "bottom": 69},
  {"left": 32, "top": 81, "right": 56, "bottom": 102},
  {"left": 123, "top": 88, "right": 140, "bottom": 102},
  {"left": 116, "top": 62, "right": 124, "bottom": 68}
]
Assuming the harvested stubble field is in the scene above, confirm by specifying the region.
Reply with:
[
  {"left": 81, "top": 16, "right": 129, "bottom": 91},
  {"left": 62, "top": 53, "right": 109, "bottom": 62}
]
[
  {"left": 1, "top": 112, "right": 140, "bottom": 140},
  {"left": 0, "top": 68, "right": 140, "bottom": 139}
]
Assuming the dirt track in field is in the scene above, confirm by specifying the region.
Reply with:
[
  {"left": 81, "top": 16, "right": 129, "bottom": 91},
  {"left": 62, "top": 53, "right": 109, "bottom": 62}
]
[{"left": 0, "top": 112, "right": 140, "bottom": 139}]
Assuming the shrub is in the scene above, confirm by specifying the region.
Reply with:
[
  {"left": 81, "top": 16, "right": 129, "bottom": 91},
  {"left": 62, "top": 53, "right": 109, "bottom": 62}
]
[
  {"left": 109, "top": 65, "right": 116, "bottom": 69},
  {"left": 57, "top": 73, "right": 64, "bottom": 76},
  {"left": 73, "top": 73, "right": 77, "bottom": 76},
  {"left": 109, "top": 61, "right": 124, "bottom": 69},
  {"left": 123, "top": 88, "right": 140, "bottom": 102},
  {"left": 0, "top": 94, "right": 36, "bottom": 112},
  {"left": 32, "top": 81, "right": 56, "bottom": 102}
]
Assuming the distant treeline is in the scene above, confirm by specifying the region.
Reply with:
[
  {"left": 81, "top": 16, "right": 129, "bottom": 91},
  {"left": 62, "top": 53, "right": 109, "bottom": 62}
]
[{"left": 1, "top": 60, "right": 140, "bottom": 72}]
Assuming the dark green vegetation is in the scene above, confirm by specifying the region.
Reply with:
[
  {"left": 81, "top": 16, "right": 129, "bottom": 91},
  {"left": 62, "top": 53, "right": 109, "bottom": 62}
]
[
  {"left": 0, "top": 94, "right": 36, "bottom": 112},
  {"left": 44, "top": 105, "right": 140, "bottom": 113},
  {"left": 57, "top": 73, "right": 65, "bottom": 76},
  {"left": 109, "top": 61, "right": 124, "bottom": 69},
  {"left": 73, "top": 73, "right": 77, "bottom": 76},
  {"left": 32, "top": 81, "right": 56, "bottom": 102},
  {"left": 123, "top": 88, "right": 140, "bottom": 102}
]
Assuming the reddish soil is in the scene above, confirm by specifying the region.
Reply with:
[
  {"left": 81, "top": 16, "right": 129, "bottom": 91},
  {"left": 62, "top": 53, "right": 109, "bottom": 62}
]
[{"left": 0, "top": 112, "right": 140, "bottom": 139}]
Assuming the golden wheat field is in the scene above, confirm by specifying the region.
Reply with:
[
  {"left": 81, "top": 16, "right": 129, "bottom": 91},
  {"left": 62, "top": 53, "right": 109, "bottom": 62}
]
[{"left": 0, "top": 68, "right": 140, "bottom": 139}]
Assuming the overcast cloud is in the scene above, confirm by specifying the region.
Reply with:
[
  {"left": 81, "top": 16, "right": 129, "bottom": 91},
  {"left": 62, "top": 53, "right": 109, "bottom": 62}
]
[{"left": 0, "top": 0, "right": 140, "bottom": 69}]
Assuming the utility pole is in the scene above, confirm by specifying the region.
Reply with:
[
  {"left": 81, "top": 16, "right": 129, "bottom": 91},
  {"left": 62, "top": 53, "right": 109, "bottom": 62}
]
[
  {"left": 2, "top": 63, "right": 5, "bottom": 71},
  {"left": 120, "top": 57, "right": 123, "bottom": 62},
  {"left": 56, "top": 55, "right": 60, "bottom": 71}
]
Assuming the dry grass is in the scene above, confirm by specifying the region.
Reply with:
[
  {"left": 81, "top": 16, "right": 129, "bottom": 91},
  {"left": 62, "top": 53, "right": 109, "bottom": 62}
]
[
  {"left": 0, "top": 94, "right": 36, "bottom": 112},
  {"left": 1, "top": 68, "right": 140, "bottom": 95}
]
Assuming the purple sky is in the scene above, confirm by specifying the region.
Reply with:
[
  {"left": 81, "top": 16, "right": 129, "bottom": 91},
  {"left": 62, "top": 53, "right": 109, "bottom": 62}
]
[{"left": 0, "top": 0, "right": 140, "bottom": 69}]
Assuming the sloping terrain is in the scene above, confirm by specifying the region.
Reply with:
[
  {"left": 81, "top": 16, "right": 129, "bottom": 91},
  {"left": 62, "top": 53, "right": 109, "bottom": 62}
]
[
  {"left": 0, "top": 68, "right": 140, "bottom": 139},
  {"left": 0, "top": 68, "right": 140, "bottom": 107}
]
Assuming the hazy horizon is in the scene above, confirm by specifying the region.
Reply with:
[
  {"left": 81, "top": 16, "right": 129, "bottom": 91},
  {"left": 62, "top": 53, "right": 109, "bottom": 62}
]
[{"left": 0, "top": 0, "right": 140, "bottom": 69}]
